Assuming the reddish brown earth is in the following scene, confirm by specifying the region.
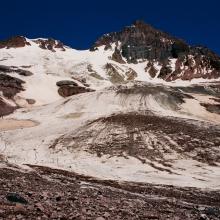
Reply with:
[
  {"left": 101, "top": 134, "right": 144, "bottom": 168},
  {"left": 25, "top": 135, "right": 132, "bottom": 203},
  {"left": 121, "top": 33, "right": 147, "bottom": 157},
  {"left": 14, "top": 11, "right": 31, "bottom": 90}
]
[
  {"left": 0, "top": 36, "right": 31, "bottom": 49},
  {"left": 0, "top": 165, "right": 219, "bottom": 220},
  {"left": 56, "top": 80, "right": 95, "bottom": 97},
  {"left": 0, "top": 98, "right": 16, "bottom": 117}
]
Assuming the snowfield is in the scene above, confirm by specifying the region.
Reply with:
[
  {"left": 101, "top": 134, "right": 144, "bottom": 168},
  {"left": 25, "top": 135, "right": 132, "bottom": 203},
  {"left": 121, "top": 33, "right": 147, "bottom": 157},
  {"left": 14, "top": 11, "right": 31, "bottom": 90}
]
[
  {"left": 1, "top": 38, "right": 218, "bottom": 106},
  {"left": 1, "top": 85, "right": 220, "bottom": 189},
  {"left": 0, "top": 38, "right": 220, "bottom": 191}
]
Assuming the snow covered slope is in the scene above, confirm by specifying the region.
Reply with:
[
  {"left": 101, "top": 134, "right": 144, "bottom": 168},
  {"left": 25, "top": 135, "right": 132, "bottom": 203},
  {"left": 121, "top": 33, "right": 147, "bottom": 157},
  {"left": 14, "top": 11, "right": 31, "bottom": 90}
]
[
  {"left": 1, "top": 83, "right": 220, "bottom": 189},
  {"left": 0, "top": 24, "right": 220, "bottom": 110},
  {"left": 0, "top": 22, "right": 220, "bottom": 191}
]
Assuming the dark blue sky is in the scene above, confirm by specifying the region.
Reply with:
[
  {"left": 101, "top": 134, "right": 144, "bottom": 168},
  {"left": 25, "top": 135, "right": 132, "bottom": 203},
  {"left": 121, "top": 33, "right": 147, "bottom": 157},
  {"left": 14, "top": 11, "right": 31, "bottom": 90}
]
[{"left": 0, "top": 0, "right": 219, "bottom": 54}]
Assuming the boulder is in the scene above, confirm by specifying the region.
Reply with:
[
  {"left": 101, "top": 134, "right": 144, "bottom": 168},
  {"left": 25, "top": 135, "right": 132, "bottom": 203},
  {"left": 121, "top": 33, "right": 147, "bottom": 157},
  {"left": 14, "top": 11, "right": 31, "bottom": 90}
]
[
  {"left": 56, "top": 80, "right": 78, "bottom": 87},
  {"left": 58, "top": 85, "right": 94, "bottom": 97},
  {"left": 6, "top": 193, "right": 28, "bottom": 205},
  {"left": 26, "top": 99, "right": 36, "bottom": 105}
]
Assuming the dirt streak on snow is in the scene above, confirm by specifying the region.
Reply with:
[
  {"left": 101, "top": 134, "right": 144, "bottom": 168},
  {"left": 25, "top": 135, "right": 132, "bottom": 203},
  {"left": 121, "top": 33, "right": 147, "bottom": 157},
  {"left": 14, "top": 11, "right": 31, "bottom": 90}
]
[
  {"left": 0, "top": 89, "right": 219, "bottom": 189},
  {"left": 0, "top": 119, "right": 39, "bottom": 131}
]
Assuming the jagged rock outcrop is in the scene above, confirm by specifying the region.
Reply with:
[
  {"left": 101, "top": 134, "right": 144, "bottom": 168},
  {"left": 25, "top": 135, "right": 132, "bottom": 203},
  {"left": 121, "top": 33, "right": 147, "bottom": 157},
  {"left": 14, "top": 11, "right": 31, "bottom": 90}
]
[
  {"left": 145, "top": 62, "right": 158, "bottom": 78},
  {"left": 111, "top": 48, "right": 126, "bottom": 64},
  {"left": 58, "top": 86, "right": 94, "bottom": 97},
  {"left": 125, "top": 68, "right": 138, "bottom": 80},
  {"left": 158, "top": 65, "right": 173, "bottom": 79},
  {"left": 56, "top": 80, "right": 94, "bottom": 97},
  {"left": 0, "top": 36, "right": 66, "bottom": 52},
  {"left": 104, "top": 63, "right": 125, "bottom": 84},
  {"left": 0, "top": 98, "right": 16, "bottom": 117},
  {"left": 92, "top": 20, "right": 220, "bottom": 81},
  {"left": 0, "top": 65, "right": 33, "bottom": 76},
  {"left": 0, "top": 36, "right": 31, "bottom": 49},
  {"left": 33, "top": 38, "right": 66, "bottom": 52},
  {"left": 56, "top": 80, "right": 78, "bottom": 87},
  {"left": 164, "top": 47, "right": 220, "bottom": 81},
  {"left": 0, "top": 73, "right": 26, "bottom": 116},
  {"left": 92, "top": 20, "right": 177, "bottom": 62},
  {"left": 0, "top": 74, "right": 25, "bottom": 99},
  {"left": 104, "top": 64, "right": 138, "bottom": 82}
]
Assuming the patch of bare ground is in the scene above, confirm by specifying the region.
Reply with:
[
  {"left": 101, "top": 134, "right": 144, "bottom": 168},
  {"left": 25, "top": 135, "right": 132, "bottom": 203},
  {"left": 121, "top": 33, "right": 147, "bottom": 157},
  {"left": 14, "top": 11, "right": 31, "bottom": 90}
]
[
  {"left": 62, "top": 112, "right": 84, "bottom": 119},
  {"left": 0, "top": 119, "right": 39, "bottom": 131},
  {"left": 0, "top": 165, "right": 219, "bottom": 219},
  {"left": 50, "top": 112, "right": 220, "bottom": 169}
]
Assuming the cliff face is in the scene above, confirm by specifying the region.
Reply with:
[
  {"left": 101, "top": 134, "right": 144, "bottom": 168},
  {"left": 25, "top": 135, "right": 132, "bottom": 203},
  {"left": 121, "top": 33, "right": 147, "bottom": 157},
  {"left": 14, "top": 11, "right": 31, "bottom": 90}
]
[
  {"left": 92, "top": 20, "right": 220, "bottom": 81},
  {"left": 92, "top": 20, "right": 177, "bottom": 62}
]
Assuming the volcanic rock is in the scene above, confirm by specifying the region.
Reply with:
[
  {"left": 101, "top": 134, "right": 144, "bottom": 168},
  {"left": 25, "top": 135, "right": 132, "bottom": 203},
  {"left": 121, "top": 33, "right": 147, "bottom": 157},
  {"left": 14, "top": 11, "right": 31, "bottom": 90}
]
[
  {"left": 111, "top": 48, "right": 126, "bottom": 64},
  {"left": 125, "top": 68, "right": 138, "bottom": 80},
  {"left": 0, "top": 74, "right": 25, "bottom": 98},
  {"left": 26, "top": 99, "right": 36, "bottom": 105},
  {"left": 56, "top": 80, "right": 78, "bottom": 87},
  {"left": 33, "top": 38, "right": 66, "bottom": 52},
  {"left": 6, "top": 193, "right": 28, "bottom": 205},
  {"left": 0, "top": 65, "right": 33, "bottom": 76},
  {"left": 105, "top": 63, "right": 125, "bottom": 84},
  {"left": 92, "top": 20, "right": 220, "bottom": 81},
  {"left": 58, "top": 85, "right": 94, "bottom": 97},
  {"left": 0, "top": 98, "right": 16, "bottom": 117},
  {"left": 0, "top": 36, "right": 31, "bottom": 49}
]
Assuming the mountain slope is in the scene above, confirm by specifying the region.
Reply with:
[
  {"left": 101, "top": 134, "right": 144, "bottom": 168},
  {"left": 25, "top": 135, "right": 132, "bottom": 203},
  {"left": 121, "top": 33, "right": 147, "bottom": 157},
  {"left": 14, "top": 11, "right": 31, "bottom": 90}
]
[
  {"left": 0, "top": 21, "right": 220, "bottom": 116},
  {"left": 0, "top": 82, "right": 220, "bottom": 189},
  {"left": 0, "top": 22, "right": 220, "bottom": 219},
  {"left": 0, "top": 21, "right": 219, "bottom": 198}
]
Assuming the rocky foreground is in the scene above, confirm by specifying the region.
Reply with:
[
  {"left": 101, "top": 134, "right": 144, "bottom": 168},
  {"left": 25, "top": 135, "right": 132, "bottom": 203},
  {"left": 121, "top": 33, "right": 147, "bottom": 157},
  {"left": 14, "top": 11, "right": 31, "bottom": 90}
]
[
  {"left": 0, "top": 82, "right": 219, "bottom": 219},
  {"left": 0, "top": 20, "right": 220, "bottom": 220},
  {"left": 0, "top": 164, "right": 220, "bottom": 220}
]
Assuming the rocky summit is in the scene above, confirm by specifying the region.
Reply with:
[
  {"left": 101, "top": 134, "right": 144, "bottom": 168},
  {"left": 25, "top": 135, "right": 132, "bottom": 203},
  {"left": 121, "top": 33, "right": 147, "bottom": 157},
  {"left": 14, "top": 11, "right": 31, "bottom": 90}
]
[
  {"left": 0, "top": 21, "right": 220, "bottom": 219},
  {"left": 93, "top": 20, "right": 220, "bottom": 81}
]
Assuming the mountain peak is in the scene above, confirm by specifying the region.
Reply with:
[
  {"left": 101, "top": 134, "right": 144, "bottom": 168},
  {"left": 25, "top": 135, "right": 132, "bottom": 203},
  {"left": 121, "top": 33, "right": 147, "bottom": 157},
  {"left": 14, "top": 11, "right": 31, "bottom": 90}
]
[
  {"left": 0, "top": 22, "right": 220, "bottom": 83},
  {"left": 132, "top": 20, "right": 153, "bottom": 29},
  {"left": 133, "top": 19, "right": 145, "bottom": 25},
  {"left": 90, "top": 21, "right": 220, "bottom": 81},
  {"left": 91, "top": 20, "right": 178, "bottom": 62}
]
